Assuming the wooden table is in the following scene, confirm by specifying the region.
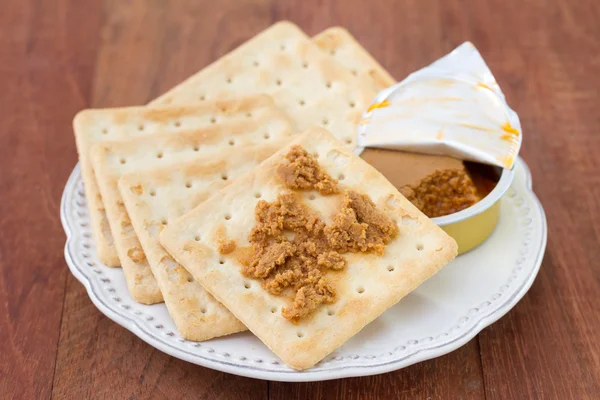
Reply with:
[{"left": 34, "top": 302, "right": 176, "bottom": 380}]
[{"left": 2, "top": 0, "right": 599, "bottom": 398}]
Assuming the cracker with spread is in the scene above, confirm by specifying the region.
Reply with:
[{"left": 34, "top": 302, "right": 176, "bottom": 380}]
[{"left": 160, "top": 127, "right": 457, "bottom": 369}]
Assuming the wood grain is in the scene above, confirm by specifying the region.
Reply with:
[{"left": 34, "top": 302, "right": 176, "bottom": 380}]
[
  {"left": 52, "top": 276, "right": 266, "bottom": 400},
  {"left": 0, "top": 0, "right": 598, "bottom": 398},
  {"left": 467, "top": 1, "right": 600, "bottom": 398},
  {"left": 270, "top": 340, "right": 484, "bottom": 400},
  {"left": 0, "top": 0, "right": 103, "bottom": 398},
  {"left": 52, "top": 1, "right": 269, "bottom": 398}
]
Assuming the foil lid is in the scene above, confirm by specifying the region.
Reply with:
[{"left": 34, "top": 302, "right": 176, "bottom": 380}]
[{"left": 356, "top": 42, "right": 522, "bottom": 169}]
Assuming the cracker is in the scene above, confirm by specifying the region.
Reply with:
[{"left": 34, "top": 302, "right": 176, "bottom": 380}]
[
  {"left": 159, "top": 127, "right": 458, "bottom": 369},
  {"left": 312, "top": 27, "right": 396, "bottom": 92},
  {"left": 150, "top": 21, "right": 376, "bottom": 148},
  {"left": 90, "top": 109, "right": 293, "bottom": 304},
  {"left": 118, "top": 144, "right": 287, "bottom": 340},
  {"left": 73, "top": 95, "right": 278, "bottom": 267}
]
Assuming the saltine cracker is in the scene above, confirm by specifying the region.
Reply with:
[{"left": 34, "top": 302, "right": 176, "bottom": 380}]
[{"left": 160, "top": 127, "right": 458, "bottom": 369}]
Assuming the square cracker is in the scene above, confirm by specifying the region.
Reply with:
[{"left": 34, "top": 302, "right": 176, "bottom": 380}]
[
  {"left": 118, "top": 143, "right": 288, "bottom": 340},
  {"left": 150, "top": 21, "right": 376, "bottom": 148},
  {"left": 159, "top": 127, "right": 458, "bottom": 369},
  {"left": 312, "top": 27, "right": 396, "bottom": 92},
  {"left": 90, "top": 109, "right": 293, "bottom": 304},
  {"left": 73, "top": 95, "right": 278, "bottom": 267}
]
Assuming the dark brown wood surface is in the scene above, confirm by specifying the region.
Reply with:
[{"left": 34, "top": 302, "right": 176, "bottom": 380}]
[{"left": 1, "top": 0, "right": 598, "bottom": 398}]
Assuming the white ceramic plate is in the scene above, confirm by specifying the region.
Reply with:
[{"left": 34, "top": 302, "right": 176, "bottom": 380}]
[{"left": 61, "top": 157, "right": 546, "bottom": 382}]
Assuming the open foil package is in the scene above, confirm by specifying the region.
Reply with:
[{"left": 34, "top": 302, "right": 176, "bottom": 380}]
[{"left": 356, "top": 42, "right": 522, "bottom": 170}]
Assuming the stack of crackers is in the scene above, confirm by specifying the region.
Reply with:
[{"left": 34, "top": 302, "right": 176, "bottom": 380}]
[{"left": 73, "top": 21, "right": 457, "bottom": 370}]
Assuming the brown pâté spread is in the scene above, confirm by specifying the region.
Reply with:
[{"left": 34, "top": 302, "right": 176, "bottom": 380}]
[
  {"left": 400, "top": 169, "right": 478, "bottom": 218},
  {"left": 360, "top": 148, "right": 495, "bottom": 218},
  {"left": 218, "top": 239, "right": 237, "bottom": 255},
  {"left": 238, "top": 146, "right": 398, "bottom": 322},
  {"left": 275, "top": 145, "right": 338, "bottom": 195}
]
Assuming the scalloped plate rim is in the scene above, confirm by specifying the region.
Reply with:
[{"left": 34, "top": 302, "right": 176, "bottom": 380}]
[{"left": 60, "top": 157, "right": 546, "bottom": 382}]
